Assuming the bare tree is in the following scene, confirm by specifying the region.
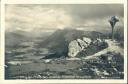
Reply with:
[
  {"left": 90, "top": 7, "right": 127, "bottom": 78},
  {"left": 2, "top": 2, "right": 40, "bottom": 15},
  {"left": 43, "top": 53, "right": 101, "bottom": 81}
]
[{"left": 108, "top": 16, "right": 119, "bottom": 40}]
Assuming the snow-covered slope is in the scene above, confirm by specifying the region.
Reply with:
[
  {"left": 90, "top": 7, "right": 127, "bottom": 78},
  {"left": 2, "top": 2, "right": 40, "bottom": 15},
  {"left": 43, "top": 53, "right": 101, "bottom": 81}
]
[
  {"left": 83, "top": 39, "right": 123, "bottom": 59},
  {"left": 67, "top": 39, "right": 123, "bottom": 60}
]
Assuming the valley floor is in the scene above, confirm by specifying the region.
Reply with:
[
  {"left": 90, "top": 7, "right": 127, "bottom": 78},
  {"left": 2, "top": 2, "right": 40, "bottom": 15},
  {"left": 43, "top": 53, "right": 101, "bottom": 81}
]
[{"left": 5, "top": 39, "right": 124, "bottom": 79}]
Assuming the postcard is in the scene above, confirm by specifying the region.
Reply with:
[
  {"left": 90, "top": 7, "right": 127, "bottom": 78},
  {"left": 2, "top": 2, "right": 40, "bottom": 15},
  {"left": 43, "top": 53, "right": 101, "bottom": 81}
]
[{"left": 0, "top": 0, "right": 127, "bottom": 84}]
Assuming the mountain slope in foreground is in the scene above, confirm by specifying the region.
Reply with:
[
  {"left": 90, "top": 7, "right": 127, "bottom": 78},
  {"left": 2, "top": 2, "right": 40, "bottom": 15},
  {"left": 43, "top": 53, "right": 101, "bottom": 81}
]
[{"left": 5, "top": 29, "right": 124, "bottom": 79}]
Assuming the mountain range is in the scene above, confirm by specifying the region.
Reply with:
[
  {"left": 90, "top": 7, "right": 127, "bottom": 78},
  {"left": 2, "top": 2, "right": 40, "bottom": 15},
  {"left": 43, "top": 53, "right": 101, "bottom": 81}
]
[{"left": 37, "top": 28, "right": 106, "bottom": 56}]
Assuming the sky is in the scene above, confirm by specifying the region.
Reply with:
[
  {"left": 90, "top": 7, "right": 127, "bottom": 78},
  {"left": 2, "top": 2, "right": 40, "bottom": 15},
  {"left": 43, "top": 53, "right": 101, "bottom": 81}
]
[{"left": 5, "top": 4, "right": 124, "bottom": 32}]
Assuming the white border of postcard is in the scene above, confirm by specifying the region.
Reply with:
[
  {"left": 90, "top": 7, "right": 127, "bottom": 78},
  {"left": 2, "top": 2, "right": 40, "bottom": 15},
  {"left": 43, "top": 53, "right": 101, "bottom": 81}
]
[{"left": 0, "top": 0, "right": 127, "bottom": 84}]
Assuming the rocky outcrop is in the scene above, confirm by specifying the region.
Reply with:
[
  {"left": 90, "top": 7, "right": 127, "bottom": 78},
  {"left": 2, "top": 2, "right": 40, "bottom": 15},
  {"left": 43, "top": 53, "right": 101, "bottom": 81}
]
[
  {"left": 83, "top": 37, "right": 92, "bottom": 45},
  {"left": 68, "top": 37, "right": 109, "bottom": 58},
  {"left": 68, "top": 40, "right": 82, "bottom": 57},
  {"left": 68, "top": 37, "right": 92, "bottom": 57},
  {"left": 76, "top": 51, "right": 124, "bottom": 79},
  {"left": 77, "top": 39, "right": 87, "bottom": 49}
]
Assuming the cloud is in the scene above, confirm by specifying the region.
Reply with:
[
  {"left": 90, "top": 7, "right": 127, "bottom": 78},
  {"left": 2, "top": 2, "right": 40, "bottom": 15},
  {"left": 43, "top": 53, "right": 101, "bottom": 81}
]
[
  {"left": 5, "top": 4, "right": 124, "bottom": 32},
  {"left": 5, "top": 5, "right": 72, "bottom": 32},
  {"left": 56, "top": 4, "right": 123, "bottom": 27}
]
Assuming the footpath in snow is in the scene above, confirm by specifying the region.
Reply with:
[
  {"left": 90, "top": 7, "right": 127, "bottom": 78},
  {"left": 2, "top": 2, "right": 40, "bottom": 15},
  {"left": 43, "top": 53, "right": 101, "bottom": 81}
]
[
  {"left": 83, "top": 39, "right": 123, "bottom": 60},
  {"left": 67, "top": 39, "right": 123, "bottom": 60}
]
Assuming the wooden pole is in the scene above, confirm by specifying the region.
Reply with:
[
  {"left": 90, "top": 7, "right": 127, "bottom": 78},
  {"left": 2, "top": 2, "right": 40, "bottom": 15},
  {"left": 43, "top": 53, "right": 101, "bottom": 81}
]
[{"left": 111, "top": 26, "right": 114, "bottom": 40}]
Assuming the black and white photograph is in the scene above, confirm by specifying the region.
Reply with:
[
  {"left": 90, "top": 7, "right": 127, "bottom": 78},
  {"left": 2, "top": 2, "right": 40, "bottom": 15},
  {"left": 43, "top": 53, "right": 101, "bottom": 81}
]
[{"left": 4, "top": 4, "right": 125, "bottom": 80}]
